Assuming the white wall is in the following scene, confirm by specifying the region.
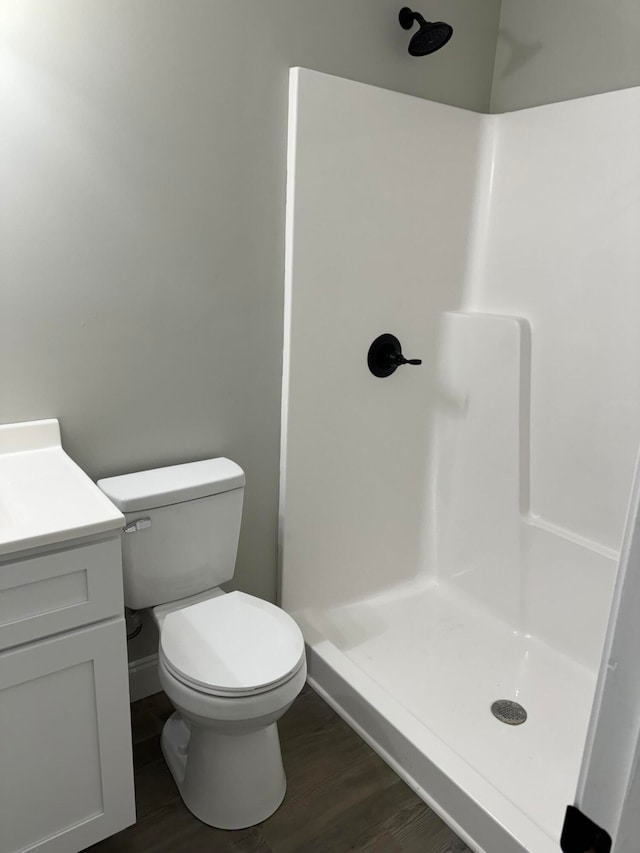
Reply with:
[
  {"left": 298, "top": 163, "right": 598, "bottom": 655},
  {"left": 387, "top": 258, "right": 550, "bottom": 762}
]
[
  {"left": 473, "top": 88, "right": 640, "bottom": 552},
  {"left": 491, "top": 0, "right": 640, "bottom": 112},
  {"left": 281, "top": 69, "right": 485, "bottom": 612},
  {"left": 0, "top": 0, "right": 501, "bottom": 608},
  {"left": 281, "top": 72, "right": 640, "bottom": 670}
]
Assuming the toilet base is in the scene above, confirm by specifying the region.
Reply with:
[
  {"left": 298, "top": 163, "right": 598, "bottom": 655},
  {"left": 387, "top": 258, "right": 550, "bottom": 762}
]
[{"left": 161, "top": 711, "right": 287, "bottom": 829}]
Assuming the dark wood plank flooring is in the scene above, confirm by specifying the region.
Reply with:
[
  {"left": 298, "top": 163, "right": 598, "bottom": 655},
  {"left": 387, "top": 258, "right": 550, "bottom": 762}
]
[{"left": 89, "top": 686, "right": 471, "bottom": 853}]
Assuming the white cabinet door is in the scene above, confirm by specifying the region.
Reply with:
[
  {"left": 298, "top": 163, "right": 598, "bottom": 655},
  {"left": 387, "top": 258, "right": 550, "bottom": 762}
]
[{"left": 0, "top": 618, "right": 135, "bottom": 853}]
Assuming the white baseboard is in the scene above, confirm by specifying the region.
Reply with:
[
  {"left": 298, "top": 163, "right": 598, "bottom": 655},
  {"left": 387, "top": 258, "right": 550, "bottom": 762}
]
[{"left": 128, "top": 653, "right": 162, "bottom": 703}]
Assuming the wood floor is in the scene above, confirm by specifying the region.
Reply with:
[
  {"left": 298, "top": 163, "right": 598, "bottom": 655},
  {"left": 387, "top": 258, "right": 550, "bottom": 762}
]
[{"left": 89, "top": 686, "right": 471, "bottom": 853}]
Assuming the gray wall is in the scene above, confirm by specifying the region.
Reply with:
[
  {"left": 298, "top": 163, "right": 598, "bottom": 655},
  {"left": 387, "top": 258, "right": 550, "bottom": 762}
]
[
  {"left": 491, "top": 0, "right": 640, "bottom": 112},
  {"left": 1, "top": 1, "right": 501, "bottom": 606}
]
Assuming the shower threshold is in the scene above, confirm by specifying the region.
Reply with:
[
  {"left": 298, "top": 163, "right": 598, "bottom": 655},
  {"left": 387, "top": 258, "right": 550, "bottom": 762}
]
[{"left": 294, "top": 579, "right": 596, "bottom": 853}]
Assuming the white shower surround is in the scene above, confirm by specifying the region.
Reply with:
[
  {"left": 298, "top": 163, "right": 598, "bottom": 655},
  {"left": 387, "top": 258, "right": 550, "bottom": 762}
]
[{"left": 280, "top": 69, "right": 640, "bottom": 852}]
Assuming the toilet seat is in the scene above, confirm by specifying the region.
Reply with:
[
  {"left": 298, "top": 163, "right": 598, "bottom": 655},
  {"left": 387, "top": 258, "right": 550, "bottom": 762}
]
[{"left": 160, "top": 591, "right": 305, "bottom": 697}]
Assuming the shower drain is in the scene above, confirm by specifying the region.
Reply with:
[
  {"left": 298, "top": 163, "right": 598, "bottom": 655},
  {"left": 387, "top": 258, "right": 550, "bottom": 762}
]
[{"left": 491, "top": 699, "right": 527, "bottom": 726}]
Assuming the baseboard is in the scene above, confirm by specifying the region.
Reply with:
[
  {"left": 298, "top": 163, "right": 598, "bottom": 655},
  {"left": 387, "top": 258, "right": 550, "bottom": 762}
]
[{"left": 128, "top": 653, "right": 162, "bottom": 703}]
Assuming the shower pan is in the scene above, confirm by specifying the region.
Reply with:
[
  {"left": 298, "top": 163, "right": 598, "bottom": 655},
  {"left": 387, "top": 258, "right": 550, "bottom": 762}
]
[{"left": 280, "top": 69, "right": 640, "bottom": 853}]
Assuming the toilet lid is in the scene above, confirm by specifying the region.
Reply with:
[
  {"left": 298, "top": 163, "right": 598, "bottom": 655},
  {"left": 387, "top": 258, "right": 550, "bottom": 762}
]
[{"left": 160, "top": 591, "right": 306, "bottom": 696}]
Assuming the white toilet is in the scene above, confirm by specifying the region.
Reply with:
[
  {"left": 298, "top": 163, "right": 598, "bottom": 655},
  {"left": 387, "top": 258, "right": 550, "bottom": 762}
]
[{"left": 98, "top": 458, "right": 306, "bottom": 830}]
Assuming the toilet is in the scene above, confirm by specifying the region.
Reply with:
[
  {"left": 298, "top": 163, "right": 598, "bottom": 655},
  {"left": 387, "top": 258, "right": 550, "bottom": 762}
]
[{"left": 98, "top": 458, "right": 306, "bottom": 830}]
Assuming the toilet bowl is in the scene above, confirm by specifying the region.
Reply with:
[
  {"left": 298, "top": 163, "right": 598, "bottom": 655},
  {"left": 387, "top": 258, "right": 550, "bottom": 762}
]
[
  {"left": 153, "top": 589, "right": 306, "bottom": 829},
  {"left": 158, "top": 651, "right": 306, "bottom": 829},
  {"left": 97, "top": 458, "right": 307, "bottom": 829}
]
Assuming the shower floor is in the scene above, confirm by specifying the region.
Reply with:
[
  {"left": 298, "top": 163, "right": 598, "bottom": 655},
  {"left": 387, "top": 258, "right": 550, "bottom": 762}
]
[{"left": 296, "top": 579, "right": 596, "bottom": 852}]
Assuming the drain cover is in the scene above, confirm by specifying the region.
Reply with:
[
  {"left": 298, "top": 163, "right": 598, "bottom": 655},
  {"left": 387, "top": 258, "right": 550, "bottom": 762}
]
[{"left": 491, "top": 699, "right": 527, "bottom": 726}]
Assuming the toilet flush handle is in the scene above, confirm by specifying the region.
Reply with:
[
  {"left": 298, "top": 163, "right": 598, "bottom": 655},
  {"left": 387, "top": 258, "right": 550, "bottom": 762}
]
[{"left": 123, "top": 517, "right": 152, "bottom": 533}]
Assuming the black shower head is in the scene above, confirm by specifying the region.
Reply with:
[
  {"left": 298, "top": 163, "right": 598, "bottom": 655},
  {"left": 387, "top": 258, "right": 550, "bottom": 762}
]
[{"left": 399, "top": 7, "right": 453, "bottom": 56}]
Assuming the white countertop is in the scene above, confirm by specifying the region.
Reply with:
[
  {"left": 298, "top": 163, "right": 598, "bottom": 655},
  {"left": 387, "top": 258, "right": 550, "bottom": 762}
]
[{"left": 0, "top": 419, "right": 124, "bottom": 558}]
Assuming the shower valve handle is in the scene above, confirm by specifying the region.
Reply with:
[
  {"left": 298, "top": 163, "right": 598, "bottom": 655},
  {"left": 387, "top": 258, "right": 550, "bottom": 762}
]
[
  {"left": 367, "top": 333, "right": 423, "bottom": 378},
  {"left": 389, "top": 352, "right": 422, "bottom": 366}
]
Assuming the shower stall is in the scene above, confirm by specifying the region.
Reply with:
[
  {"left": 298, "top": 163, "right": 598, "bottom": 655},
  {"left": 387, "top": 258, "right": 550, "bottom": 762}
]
[{"left": 279, "top": 69, "right": 640, "bottom": 852}]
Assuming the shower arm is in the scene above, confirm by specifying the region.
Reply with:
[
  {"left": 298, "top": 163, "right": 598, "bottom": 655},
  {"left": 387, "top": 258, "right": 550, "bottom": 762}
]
[{"left": 399, "top": 8, "right": 428, "bottom": 29}]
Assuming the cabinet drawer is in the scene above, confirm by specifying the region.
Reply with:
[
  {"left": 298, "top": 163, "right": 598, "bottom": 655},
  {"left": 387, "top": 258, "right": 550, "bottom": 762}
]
[{"left": 0, "top": 537, "right": 124, "bottom": 650}]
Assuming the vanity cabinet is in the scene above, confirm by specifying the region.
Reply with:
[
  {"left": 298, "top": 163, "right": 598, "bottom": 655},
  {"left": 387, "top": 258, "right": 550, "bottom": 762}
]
[{"left": 0, "top": 535, "right": 135, "bottom": 853}]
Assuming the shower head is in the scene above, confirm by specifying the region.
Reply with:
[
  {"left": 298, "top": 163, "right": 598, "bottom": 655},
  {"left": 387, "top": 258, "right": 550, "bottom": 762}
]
[{"left": 399, "top": 7, "right": 453, "bottom": 56}]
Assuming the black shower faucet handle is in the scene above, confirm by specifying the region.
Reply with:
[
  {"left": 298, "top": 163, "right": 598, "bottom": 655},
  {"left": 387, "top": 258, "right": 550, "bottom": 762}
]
[
  {"left": 367, "top": 333, "right": 423, "bottom": 378},
  {"left": 389, "top": 352, "right": 422, "bottom": 366}
]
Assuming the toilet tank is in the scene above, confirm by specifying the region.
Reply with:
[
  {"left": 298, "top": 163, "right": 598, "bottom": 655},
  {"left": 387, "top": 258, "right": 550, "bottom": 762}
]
[{"left": 97, "top": 458, "right": 245, "bottom": 609}]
